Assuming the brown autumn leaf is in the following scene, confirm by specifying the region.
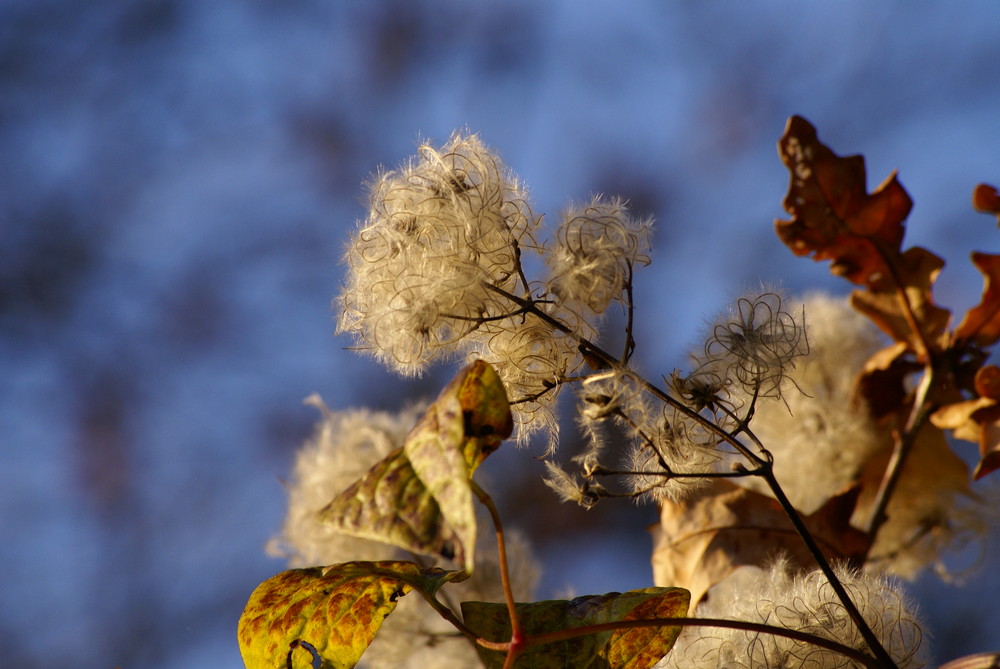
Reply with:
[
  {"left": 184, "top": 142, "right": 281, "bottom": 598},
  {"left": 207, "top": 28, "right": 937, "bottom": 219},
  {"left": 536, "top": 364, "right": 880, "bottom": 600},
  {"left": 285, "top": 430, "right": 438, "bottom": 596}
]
[
  {"left": 973, "top": 183, "right": 1000, "bottom": 220},
  {"left": 776, "top": 116, "right": 951, "bottom": 357},
  {"left": 953, "top": 252, "right": 1000, "bottom": 348},
  {"left": 932, "top": 400, "right": 1000, "bottom": 480},
  {"left": 939, "top": 651, "right": 1000, "bottom": 669},
  {"left": 975, "top": 363, "right": 1000, "bottom": 399},
  {"left": 976, "top": 446, "right": 1000, "bottom": 481},
  {"left": 930, "top": 398, "right": 994, "bottom": 443},
  {"left": 650, "top": 480, "right": 868, "bottom": 606},
  {"left": 853, "top": 342, "right": 918, "bottom": 420},
  {"left": 775, "top": 115, "right": 911, "bottom": 289}
]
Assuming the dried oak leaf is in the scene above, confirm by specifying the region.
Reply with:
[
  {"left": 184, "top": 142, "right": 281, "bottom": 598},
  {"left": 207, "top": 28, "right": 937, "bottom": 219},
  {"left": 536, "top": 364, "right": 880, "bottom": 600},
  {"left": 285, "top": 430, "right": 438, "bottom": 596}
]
[
  {"left": 975, "top": 362, "right": 1000, "bottom": 399},
  {"left": 776, "top": 116, "right": 951, "bottom": 355},
  {"left": 931, "top": 365, "right": 1000, "bottom": 480},
  {"left": 954, "top": 252, "right": 1000, "bottom": 348},
  {"left": 776, "top": 115, "right": 910, "bottom": 288},
  {"left": 650, "top": 479, "right": 868, "bottom": 607}
]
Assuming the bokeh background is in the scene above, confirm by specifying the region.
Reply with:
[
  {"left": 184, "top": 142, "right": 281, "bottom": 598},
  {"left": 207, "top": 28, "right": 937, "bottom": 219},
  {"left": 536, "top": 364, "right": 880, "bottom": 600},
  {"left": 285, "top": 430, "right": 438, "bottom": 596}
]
[{"left": 2, "top": 2, "right": 999, "bottom": 666}]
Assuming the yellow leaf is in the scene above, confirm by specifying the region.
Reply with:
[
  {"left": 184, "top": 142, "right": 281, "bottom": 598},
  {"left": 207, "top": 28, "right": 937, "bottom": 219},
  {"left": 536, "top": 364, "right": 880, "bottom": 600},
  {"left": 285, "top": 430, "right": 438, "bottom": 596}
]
[{"left": 238, "top": 561, "right": 421, "bottom": 669}]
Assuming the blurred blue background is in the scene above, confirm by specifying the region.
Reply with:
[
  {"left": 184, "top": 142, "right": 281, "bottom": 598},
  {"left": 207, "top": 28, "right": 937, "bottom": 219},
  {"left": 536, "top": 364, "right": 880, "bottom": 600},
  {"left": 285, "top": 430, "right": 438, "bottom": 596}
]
[{"left": 2, "top": 2, "right": 999, "bottom": 666}]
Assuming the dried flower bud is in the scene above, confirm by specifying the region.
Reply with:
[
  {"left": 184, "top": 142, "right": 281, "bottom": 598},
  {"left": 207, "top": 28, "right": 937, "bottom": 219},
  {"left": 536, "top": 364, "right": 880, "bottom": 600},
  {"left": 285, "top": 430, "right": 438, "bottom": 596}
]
[
  {"left": 624, "top": 420, "right": 719, "bottom": 504},
  {"left": 735, "top": 294, "right": 885, "bottom": 514},
  {"left": 465, "top": 318, "right": 577, "bottom": 447}
]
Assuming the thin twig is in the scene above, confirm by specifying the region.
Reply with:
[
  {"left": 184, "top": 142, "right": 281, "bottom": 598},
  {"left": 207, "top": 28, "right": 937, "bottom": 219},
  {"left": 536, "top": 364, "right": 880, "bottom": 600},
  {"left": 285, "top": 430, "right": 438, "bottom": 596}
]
[
  {"left": 411, "top": 587, "right": 479, "bottom": 643},
  {"left": 608, "top": 406, "right": 679, "bottom": 475},
  {"left": 588, "top": 465, "right": 760, "bottom": 480},
  {"left": 470, "top": 480, "right": 524, "bottom": 658},
  {"left": 509, "top": 236, "right": 534, "bottom": 300},
  {"left": 482, "top": 283, "right": 763, "bottom": 464},
  {"left": 622, "top": 261, "right": 637, "bottom": 364},
  {"left": 863, "top": 366, "right": 936, "bottom": 542},
  {"left": 762, "top": 469, "right": 898, "bottom": 669},
  {"left": 440, "top": 306, "right": 534, "bottom": 323}
]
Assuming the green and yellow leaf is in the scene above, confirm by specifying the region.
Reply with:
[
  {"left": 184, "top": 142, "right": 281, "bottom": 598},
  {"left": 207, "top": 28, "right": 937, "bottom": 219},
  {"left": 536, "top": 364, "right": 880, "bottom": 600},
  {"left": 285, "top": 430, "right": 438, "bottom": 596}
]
[
  {"left": 317, "top": 447, "right": 464, "bottom": 562},
  {"left": 238, "top": 561, "right": 425, "bottom": 669},
  {"left": 462, "top": 588, "right": 690, "bottom": 669},
  {"left": 318, "top": 360, "right": 512, "bottom": 569}
]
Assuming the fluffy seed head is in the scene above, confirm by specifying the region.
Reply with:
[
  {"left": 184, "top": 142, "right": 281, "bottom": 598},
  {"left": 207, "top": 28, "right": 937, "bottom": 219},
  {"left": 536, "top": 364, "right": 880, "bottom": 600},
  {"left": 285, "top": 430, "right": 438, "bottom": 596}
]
[
  {"left": 733, "top": 293, "right": 885, "bottom": 514},
  {"left": 545, "top": 196, "right": 652, "bottom": 315},
  {"left": 696, "top": 291, "right": 809, "bottom": 402},
  {"left": 337, "top": 132, "right": 538, "bottom": 375},
  {"left": 660, "top": 560, "right": 927, "bottom": 669}
]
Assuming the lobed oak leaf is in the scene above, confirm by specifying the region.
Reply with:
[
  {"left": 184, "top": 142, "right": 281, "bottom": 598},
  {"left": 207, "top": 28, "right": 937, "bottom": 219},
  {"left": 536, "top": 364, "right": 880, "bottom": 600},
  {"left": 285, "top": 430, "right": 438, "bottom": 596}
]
[
  {"left": 650, "top": 480, "right": 868, "bottom": 607},
  {"left": 462, "top": 588, "right": 689, "bottom": 669},
  {"left": 238, "top": 561, "right": 429, "bottom": 669},
  {"left": 318, "top": 360, "right": 512, "bottom": 569},
  {"left": 953, "top": 252, "right": 1000, "bottom": 348},
  {"left": 776, "top": 116, "right": 952, "bottom": 358},
  {"left": 775, "top": 115, "right": 911, "bottom": 289}
]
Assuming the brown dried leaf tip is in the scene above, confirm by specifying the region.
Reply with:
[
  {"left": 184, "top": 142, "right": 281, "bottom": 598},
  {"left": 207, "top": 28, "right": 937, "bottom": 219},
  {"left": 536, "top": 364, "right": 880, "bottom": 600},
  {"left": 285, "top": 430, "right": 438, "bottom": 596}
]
[
  {"left": 954, "top": 252, "right": 1000, "bottom": 349},
  {"left": 973, "top": 183, "right": 1000, "bottom": 223}
]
